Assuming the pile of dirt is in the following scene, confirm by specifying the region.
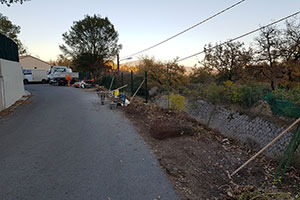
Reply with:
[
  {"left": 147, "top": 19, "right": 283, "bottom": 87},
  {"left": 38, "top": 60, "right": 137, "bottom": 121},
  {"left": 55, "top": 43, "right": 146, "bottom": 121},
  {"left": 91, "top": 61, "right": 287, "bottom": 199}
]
[{"left": 122, "top": 99, "right": 300, "bottom": 200}]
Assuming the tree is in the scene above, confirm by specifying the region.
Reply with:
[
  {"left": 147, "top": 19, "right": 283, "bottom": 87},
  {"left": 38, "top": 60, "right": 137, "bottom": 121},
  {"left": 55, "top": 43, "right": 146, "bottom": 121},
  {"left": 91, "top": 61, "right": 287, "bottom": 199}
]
[
  {"left": 0, "top": 0, "right": 27, "bottom": 6},
  {"left": 137, "top": 57, "right": 188, "bottom": 90},
  {"left": 60, "top": 14, "right": 121, "bottom": 79},
  {"left": 0, "top": 13, "right": 27, "bottom": 55},
  {"left": 281, "top": 17, "right": 300, "bottom": 63},
  {"left": 255, "top": 25, "right": 282, "bottom": 90},
  {"left": 190, "top": 67, "right": 215, "bottom": 84},
  {"left": 49, "top": 54, "right": 73, "bottom": 68},
  {"left": 202, "top": 41, "right": 252, "bottom": 82},
  {"left": 278, "top": 18, "right": 300, "bottom": 87}
]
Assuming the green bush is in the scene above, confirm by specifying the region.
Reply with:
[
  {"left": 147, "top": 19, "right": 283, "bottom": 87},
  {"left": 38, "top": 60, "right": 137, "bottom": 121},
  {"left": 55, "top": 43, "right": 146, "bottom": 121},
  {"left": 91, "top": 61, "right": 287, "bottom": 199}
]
[
  {"left": 188, "top": 82, "right": 270, "bottom": 108},
  {"left": 273, "top": 86, "right": 300, "bottom": 105},
  {"left": 237, "top": 83, "right": 270, "bottom": 107},
  {"left": 204, "top": 83, "right": 226, "bottom": 104},
  {"left": 169, "top": 93, "right": 186, "bottom": 111}
]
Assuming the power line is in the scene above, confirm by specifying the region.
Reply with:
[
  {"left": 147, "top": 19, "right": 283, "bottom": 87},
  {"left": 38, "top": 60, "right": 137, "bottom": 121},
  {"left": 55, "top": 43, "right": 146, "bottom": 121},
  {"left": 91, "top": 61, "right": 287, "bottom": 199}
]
[
  {"left": 178, "top": 10, "right": 300, "bottom": 62},
  {"left": 121, "top": 0, "right": 247, "bottom": 59}
]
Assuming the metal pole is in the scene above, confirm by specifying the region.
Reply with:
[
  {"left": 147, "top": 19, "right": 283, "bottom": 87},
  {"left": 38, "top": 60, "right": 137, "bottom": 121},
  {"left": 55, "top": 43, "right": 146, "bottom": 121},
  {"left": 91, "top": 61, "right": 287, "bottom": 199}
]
[
  {"left": 121, "top": 72, "right": 124, "bottom": 93},
  {"left": 109, "top": 75, "right": 114, "bottom": 91},
  {"left": 131, "top": 70, "right": 134, "bottom": 96},
  {"left": 167, "top": 65, "right": 170, "bottom": 109},
  {"left": 145, "top": 71, "right": 148, "bottom": 104}
]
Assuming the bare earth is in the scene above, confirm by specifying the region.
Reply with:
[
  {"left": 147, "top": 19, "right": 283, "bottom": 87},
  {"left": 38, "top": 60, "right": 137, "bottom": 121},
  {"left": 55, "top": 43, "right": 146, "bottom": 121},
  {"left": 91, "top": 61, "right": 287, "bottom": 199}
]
[{"left": 122, "top": 99, "right": 300, "bottom": 200}]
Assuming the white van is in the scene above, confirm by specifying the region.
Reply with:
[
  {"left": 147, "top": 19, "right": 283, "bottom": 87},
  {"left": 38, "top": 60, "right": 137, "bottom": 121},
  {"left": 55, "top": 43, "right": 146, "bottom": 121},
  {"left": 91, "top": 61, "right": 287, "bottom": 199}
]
[{"left": 23, "top": 68, "right": 47, "bottom": 84}]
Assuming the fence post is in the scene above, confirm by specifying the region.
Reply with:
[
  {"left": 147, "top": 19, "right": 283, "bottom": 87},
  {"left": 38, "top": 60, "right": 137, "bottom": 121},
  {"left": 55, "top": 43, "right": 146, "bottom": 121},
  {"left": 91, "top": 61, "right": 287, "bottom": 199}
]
[
  {"left": 145, "top": 71, "right": 148, "bottom": 104},
  {"left": 167, "top": 65, "right": 170, "bottom": 109},
  {"left": 131, "top": 70, "right": 134, "bottom": 96},
  {"left": 121, "top": 72, "right": 124, "bottom": 92}
]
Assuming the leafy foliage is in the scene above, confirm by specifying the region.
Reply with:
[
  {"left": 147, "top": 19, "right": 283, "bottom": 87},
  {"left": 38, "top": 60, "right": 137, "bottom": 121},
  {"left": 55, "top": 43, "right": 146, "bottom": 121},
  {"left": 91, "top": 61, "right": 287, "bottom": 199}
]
[
  {"left": 189, "top": 67, "right": 215, "bottom": 84},
  {"left": 60, "top": 14, "right": 121, "bottom": 79},
  {"left": 193, "top": 18, "right": 300, "bottom": 91},
  {"left": 254, "top": 25, "right": 282, "bottom": 90},
  {"left": 273, "top": 86, "right": 300, "bottom": 105},
  {"left": 49, "top": 55, "right": 73, "bottom": 68},
  {"left": 185, "top": 81, "right": 270, "bottom": 108},
  {"left": 0, "top": 0, "right": 27, "bottom": 6},
  {"left": 0, "top": 13, "right": 27, "bottom": 55},
  {"left": 202, "top": 41, "right": 252, "bottom": 82},
  {"left": 137, "top": 57, "right": 188, "bottom": 91},
  {"left": 169, "top": 93, "right": 186, "bottom": 111}
]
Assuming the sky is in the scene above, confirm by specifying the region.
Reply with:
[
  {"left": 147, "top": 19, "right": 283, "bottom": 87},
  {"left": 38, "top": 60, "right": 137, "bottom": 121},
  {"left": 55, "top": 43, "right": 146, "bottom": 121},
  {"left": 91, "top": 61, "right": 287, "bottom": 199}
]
[{"left": 0, "top": 0, "right": 299, "bottom": 66}]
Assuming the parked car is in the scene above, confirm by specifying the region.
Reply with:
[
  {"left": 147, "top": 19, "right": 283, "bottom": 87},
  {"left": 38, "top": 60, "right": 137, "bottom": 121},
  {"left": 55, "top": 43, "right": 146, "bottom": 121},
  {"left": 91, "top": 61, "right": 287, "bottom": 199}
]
[{"left": 23, "top": 68, "right": 47, "bottom": 84}]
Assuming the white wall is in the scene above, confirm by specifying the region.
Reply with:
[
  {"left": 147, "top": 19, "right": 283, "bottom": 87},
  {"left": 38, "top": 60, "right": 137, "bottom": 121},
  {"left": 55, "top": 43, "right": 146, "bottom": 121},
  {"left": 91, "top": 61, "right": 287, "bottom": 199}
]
[{"left": 0, "top": 59, "right": 25, "bottom": 111}]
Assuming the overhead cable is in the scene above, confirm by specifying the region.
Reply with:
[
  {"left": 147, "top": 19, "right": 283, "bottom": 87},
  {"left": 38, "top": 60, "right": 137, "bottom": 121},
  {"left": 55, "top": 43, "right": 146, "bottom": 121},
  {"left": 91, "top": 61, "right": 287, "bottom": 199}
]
[
  {"left": 121, "top": 0, "right": 247, "bottom": 59},
  {"left": 178, "top": 10, "right": 300, "bottom": 62}
]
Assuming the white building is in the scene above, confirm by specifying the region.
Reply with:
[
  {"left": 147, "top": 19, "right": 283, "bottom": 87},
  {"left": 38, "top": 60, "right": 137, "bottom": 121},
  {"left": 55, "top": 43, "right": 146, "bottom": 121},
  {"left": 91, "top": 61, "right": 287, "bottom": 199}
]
[{"left": 19, "top": 55, "right": 51, "bottom": 70}]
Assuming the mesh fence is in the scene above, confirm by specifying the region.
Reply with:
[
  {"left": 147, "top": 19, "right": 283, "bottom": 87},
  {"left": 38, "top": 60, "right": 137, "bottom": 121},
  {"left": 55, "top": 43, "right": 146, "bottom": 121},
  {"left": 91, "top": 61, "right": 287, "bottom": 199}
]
[
  {"left": 100, "top": 72, "right": 147, "bottom": 97},
  {"left": 264, "top": 93, "right": 300, "bottom": 118},
  {"left": 0, "top": 33, "right": 19, "bottom": 62},
  {"left": 265, "top": 92, "right": 300, "bottom": 178}
]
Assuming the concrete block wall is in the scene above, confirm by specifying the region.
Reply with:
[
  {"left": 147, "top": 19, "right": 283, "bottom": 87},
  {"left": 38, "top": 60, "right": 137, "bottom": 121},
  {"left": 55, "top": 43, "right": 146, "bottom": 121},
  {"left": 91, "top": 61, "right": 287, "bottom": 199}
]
[{"left": 0, "top": 59, "right": 25, "bottom": 111}]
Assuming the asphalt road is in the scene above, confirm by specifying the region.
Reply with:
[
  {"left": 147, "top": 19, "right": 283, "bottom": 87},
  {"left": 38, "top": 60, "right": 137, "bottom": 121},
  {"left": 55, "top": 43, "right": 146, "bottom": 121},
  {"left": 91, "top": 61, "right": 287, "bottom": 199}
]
[{"left": 0, "top": 85, "right": 179, "bottom": 200}]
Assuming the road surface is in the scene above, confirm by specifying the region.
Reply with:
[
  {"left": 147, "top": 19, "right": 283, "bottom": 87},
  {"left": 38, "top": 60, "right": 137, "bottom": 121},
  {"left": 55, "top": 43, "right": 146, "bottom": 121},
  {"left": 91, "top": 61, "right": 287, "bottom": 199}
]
[{"left": 0, "top": 85, "right": 179, "bottom": 200}]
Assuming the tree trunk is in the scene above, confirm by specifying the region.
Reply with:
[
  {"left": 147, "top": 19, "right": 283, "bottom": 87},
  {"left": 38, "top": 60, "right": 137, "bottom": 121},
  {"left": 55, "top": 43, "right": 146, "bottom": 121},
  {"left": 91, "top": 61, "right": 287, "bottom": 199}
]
[{"left": 271, "top": 80, "right": 275, "bottom": 91}]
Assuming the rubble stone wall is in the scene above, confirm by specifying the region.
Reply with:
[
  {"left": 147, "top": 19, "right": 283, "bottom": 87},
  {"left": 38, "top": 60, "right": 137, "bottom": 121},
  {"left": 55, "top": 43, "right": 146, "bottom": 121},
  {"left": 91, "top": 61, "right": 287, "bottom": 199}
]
[{"left": 156, "top": 96, "right": 300, "bottom": 162}]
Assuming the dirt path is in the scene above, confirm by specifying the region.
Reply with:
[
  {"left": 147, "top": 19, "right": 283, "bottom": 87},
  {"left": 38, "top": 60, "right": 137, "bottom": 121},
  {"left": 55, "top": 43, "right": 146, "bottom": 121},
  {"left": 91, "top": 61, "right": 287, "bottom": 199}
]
[{"left": 122, "top": 99, "right": 300, "bottom": 200}]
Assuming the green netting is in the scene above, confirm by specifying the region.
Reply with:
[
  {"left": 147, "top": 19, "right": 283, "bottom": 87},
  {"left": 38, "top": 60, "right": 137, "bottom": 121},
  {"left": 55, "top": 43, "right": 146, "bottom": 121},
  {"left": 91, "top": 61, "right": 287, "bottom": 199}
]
[
  {"left": 264, "top": 92, "right": 300, "bottom": 179},
  {"left": 264, "top": 92, "right": 300, "bottom": 118}
]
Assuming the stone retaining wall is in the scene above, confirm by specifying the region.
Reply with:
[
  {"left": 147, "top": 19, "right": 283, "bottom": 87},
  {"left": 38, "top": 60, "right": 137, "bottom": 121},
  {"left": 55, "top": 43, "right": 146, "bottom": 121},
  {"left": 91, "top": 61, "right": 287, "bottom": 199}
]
[{"left": 156, "top": 96, "right": 300, "bottom": 162}]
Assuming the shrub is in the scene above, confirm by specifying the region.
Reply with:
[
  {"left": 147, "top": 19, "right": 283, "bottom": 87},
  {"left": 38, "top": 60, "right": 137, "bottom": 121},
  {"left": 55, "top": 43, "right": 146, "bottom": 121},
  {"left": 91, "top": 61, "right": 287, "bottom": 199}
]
[
  {"left": 273, "top": 86, "right": 300, "bottom": 105},
  {"left": 237, "top": 83, "right": 270, "bottom": 107},
  {"left": 187, "top": 82, "right": 270, "bottom": 108},
  {"left": 204, "top": 83, "right": 226, "bottom": 104},
  {"left": 169, "top": 93, "right": 186, "bottom": 111}
]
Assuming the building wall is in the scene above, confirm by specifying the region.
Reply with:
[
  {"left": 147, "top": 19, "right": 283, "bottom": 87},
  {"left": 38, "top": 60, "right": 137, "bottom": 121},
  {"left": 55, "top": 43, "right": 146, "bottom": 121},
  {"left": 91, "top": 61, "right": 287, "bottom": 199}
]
[
  {"left": 20, "top": 56, "right": 51, "bottom": 70},
  {"left": 0, "top": 59, "right": 25, "bottom": 111}
]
